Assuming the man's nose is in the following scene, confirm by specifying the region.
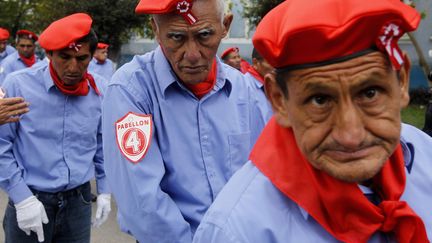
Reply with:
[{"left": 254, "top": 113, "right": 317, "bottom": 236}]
[
  {"left": 331, "top": 101, "right": 366, "bottom": 149},
  {"left": 67, "top": 58, "right": 80, "bottom": 72},
  {"left": 183, "top": 41, "right": 201, "bottom": 64}
]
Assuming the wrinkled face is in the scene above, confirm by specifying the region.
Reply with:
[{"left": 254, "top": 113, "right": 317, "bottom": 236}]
[
  {"left": 266, "top": 52, "right": 410, "bottom": 183},
  {"left": 48, "top": 42, "right": 92, "bottom": 85},
  {"left": 254, "top": 58, "right": 274, "bottom": 78},
  {"left": 94, "top": 48, "right": 108, "bottom": 63},
  {"left": 16, "top": 38, "right": 35, "bottom": 58},
  {"left": 0, "top": 39, "right": 7, "bottom": 53},
  {"left": 151, "top": 0, "right": 232, "bottom": 84},
  {"left": 224, "top": 51, "right": 241, "bottom": 70}
]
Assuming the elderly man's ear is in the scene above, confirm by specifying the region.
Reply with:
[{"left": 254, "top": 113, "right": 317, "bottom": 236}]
[
  {"left": 264, "top": 73, "right": 292, "bottom": 127},
  {"left": 399, "top": 53, "right": 411, "bottom": 109},
  {"left": 221, "top": 13, "right": 233, "bottom": 38}
]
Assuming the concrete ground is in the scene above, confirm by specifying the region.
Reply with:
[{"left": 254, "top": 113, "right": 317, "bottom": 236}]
[{"left": 0, "top": 181, "right": 135, "bottom": 243}]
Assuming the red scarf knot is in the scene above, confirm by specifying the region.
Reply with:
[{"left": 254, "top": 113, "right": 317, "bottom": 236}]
[
  {"left": 49, "top": 62, "right": 100, "bottom": 96},
  {"left": 379, "top": 201, "right": 409, "bottom": 232},
  {"left": 19, "top": 54, "right": 36, "bottom": 67},
  {"left": 183, "top": 59, "right": 217, "bottom": 99}
]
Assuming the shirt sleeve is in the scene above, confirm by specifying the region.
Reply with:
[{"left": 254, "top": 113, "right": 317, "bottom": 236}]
[
  {"left": 94, "top": 118, "right": 109, "bottom": 194},
  {"left": 246, "top": 80, "right": 267, "bottom": 148},
  {"left": 0, "top": 75, "right": 33, "bottom": 203},
  {"left": 0, "top": 62, "right": 10, "bottom": 85},
  {"left": 102, "top": 82, "right": 192, "bottom": 243}
]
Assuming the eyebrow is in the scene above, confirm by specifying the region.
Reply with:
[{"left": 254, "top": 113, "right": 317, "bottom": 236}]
[{"left": 197, "top": 28, "right": 213, "bottom": 34}]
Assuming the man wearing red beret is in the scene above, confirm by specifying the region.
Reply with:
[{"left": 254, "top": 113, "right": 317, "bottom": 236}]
[
  {"left": 220, "top": 47, "right": 242, "bottom": 71},
  {"left": 0, "top": 13, "right": 111, "bottom": 243},
  {"left": 101, "top": 0, "right": 266, "bottom": 242},
  {"left": 243, "top": 48, "right": 274, "bottom": 123},
  {"left": 194, "top": 0, "right": 431, "bottom": 242},
  {"left": 0, "top": 27, "right": 16, "bottom": 64},
  {"left": 0, "top": 27, "right": 29, "bottom": 126},
  {"left": 88, "top": 42, "right": 115, "bottom": 80},
  {"left": 0, "top": 29, "right": 39, "bottom": 84}
]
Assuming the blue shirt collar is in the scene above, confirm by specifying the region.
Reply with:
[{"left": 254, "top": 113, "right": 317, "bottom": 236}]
[
  {"left": 43, "top": 65, "right": 56, "bottom": 92},
  {"left": 154, "top": 46, "right": 232, "bottom": 99},
  {"left": 247, "top": 72, "right": 264, "bottom": 90}
]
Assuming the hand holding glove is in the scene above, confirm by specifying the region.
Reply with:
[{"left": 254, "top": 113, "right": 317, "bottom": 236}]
[
  {"left": 92, "top": 193, "right": 111, "bottom": 228},
  {"left": 15, "top": 195, "right": 49, "bottom": 242}
]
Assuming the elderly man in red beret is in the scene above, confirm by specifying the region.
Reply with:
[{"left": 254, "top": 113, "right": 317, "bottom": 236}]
[
  {"left": 101, "top": 0, "right": 266, "bottom": 242},
  {"left": 0, "top": 13, "right": 111, "bottom": 243},
  {"left": 194, "top": 0, "right": 432, "bottom": 242},
  {"left": 0, "top": 29, "right": 39, "bottom": 84},
  {"left": 0, "top": 28, "right": 16, "bottom": 64},
  {"left": 88, "top": 42, "right": 115, "bottom": 80}
]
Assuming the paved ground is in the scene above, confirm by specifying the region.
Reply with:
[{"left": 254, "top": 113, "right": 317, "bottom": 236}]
[{"left": 0, "top": 181, "right": 135, "bottom": 243}]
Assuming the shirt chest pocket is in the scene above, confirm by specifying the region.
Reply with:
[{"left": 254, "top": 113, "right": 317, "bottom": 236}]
[
  {"left": 78, "top": 118, "right": 99, "bottom": 148},
  {"left": 228, "top": 132, "right": 251, "bottom": 174}
]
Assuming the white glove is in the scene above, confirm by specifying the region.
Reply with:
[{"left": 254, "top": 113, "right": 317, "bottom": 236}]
[
  {"left": 15, "top": 195, "right": 49, "bottom": 242},
  {"left": 92, "top": 193, "right": 111, "bottom": 228}
]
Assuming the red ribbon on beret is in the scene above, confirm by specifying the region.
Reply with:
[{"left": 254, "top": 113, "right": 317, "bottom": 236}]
[
  {"left": 176, "top": 0, "right": 197, "bottom": 25},
  {"left": 376, "top": 22, "right": 405, "bottom": 70}
]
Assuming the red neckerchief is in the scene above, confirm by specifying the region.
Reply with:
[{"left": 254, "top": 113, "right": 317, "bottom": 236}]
[
  {"left": 49, "top": 62, "right": 100, "bottom": 96},
  {"left": 19, "top": 54, "right": 36, "bottom": 67},
  {"left": 246, "top": 65, "right": 264, "bottom": 85},
  {"left": 250, "top": 118, "right": 428, "bottom": 243},
  {"left": 240, "top": 59, "right": 251, "bottom": 74},
  {"left": 183, "top": 59, "right": 217, "bottom": 99}
]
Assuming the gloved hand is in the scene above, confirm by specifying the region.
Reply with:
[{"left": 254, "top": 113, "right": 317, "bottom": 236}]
[
  {"left": 15, "top": 195, "right": 49, "bottom": 242},
  {"left": 92, "top": 193, "right": 111, "bottom": 228}
]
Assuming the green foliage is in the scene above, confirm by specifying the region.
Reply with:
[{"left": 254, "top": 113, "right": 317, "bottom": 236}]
[
  {"left": 240, "top": 0, "right": 283, "bottom": 27},
  {"left": 0, "top": 0, "right": 39, "bottom": 37},
  {"left": 402, "top": 104, "right": 426, "bottom": 129},
  {"left": 0, "top": 0, "right": 152, "bottom": 60}
]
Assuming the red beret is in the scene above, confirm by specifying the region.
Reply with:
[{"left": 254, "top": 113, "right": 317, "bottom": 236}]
[
  {"left": 0, "top": 28, "right": 10, "bottom": 40},
  {"left": 97, "top": 42, "right": 109, "bottom": 49},
  {"left": 39, "top": 13, "right": 92, "bottom": 51},
  {"left": 221, "top": 47, "right": 239, "bottom": 59},
  {"left": 16, "top": 29, "right": 38, "bottom": 41},
  {"left": 136, "top": 0, "right": 198, "bottom": 25},
  {"left": 253, "top": 0, "right": 420, "bottom": 71}
]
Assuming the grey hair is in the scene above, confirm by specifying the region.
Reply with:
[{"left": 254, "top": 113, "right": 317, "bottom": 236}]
[{"left": 152, "top": 0, "right": 226, "bottom": 26}]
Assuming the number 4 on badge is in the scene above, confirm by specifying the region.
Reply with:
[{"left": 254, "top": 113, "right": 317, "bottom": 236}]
[{"left": 115, "top": 112, "right": 152, "bottom": 163}]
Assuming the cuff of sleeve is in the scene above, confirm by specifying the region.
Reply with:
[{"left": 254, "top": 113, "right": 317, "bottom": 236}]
[
  {"left": 96, "top": 177, "right": 110, "bottom": 194},
  {"left": 8, "top": 181, "right": 33, "bottom": 204}
]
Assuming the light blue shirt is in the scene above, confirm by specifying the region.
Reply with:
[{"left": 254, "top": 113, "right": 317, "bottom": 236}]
[
  {"left": 193, "top": 123, "right": 432, "bottom": 243},
  {"left": 88, "top": 57, "right": 115, "bottom": 81},
  {"left": 0, "top": 45, "right": 16, "bottom": 64},
  {"left": 244, "top": 72, "right": 272, "bottom": 123},
  {"left": 102, "top": 46, "right": 266, "bottom": 243},
  {"left": 0, "top": 51, "right": 39, "bottom": 84},
  {"left": 0, "top": 64, "right": 109, "bottom": 204}
]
